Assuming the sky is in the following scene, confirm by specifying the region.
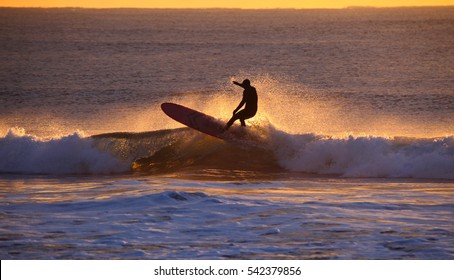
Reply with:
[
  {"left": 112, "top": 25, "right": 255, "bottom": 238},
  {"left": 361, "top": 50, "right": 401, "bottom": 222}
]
[{"left": 1, "top": 0, "right": 454, "bottom": 9}]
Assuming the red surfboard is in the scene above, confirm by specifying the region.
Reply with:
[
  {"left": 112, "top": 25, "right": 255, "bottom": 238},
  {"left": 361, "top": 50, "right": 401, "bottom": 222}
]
[{"left": 161, "top": 102, "right": 226, "bottom": 140}]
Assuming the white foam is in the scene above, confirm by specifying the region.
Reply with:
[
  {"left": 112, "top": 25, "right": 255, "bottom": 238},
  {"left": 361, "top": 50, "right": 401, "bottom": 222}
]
[
  {"left": 271, "top": 129, "right": 454, "bottom": 179},
  {"left": 0, "top": 128, "right": 129, "bottom": 174}
]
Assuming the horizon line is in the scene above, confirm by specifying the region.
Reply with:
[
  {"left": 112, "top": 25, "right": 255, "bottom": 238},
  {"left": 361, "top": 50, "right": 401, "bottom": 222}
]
[{"left": 1, "top": 5, "right": 453, "bottom": 10}]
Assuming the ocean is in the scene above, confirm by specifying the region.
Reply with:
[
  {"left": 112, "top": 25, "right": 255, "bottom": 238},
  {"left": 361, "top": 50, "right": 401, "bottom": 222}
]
[{"left": 0, "top": 7, "right": 453, "bottom": 259}]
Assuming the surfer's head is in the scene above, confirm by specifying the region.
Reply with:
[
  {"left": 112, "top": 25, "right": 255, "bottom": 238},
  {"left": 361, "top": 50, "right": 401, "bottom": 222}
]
[{"left": 242, "top": 79, "right": 251, "bottom": 87}]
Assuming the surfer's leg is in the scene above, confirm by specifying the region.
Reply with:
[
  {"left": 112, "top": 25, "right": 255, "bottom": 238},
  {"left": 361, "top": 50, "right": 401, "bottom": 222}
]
[
  {"left": 225, "top": 110, "right": 250, "bottom": 130},
  {"left": 240, "top": 119, "right": 246, "bottom": 126},
  {"left": 225, "top": 114, "right": 240, "bottom": 130}
]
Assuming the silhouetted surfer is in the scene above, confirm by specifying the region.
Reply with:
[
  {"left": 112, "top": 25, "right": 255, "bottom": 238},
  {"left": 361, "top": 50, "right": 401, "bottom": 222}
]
[{"left": 224, "top": 79, "right": 258, "bottom": 130}]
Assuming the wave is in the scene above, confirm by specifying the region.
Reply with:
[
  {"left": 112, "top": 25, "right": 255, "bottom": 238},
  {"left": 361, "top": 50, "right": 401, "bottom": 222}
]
[
  {"left": 270, "top": 129, "right": 454, "bottom": 179},
  {"left": 0, "top": 128, "right": 128, "bottom": 174},
  {"left": 1, "top": 126, "right": 453, "bottom": 179}
]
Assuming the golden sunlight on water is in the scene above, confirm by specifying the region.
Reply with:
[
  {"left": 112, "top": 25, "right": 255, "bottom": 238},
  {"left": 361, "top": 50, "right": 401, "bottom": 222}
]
[
  {"left": 2, "top": 175, "right": 452, "bottom": 206},
  {"left": 156, "top": 77, "right": 453, "bottom": 138}
]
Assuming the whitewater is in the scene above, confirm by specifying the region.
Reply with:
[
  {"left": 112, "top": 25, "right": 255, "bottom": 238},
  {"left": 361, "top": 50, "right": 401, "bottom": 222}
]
[
  {"left": 1, "top": 7, "right": 453, "bottom": 259},
  {"left": 1, "top": 126, "right": 453, "bottom": 179}
]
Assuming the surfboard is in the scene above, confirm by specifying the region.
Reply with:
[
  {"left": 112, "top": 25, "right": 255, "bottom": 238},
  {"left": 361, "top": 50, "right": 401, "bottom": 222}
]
[{"left": 161, "top": 102, "right": 226, "bottom": 140}]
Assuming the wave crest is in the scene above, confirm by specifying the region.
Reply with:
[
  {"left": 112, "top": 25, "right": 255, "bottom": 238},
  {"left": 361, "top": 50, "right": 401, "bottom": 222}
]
[
  {"left": 272, "top": 131, "right": 454, "bottom": 179},
  {"left": 1, "top": 126, "right": 453, "bottom": 179},
  {"left": 0, "top": 128, "right": 128, "bottom": 174}
]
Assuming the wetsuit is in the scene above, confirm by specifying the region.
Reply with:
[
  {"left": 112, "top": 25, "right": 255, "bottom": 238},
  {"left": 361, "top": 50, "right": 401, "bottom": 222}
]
[{"left": 225, "top": 85, "right": 258, "bottom": 129}]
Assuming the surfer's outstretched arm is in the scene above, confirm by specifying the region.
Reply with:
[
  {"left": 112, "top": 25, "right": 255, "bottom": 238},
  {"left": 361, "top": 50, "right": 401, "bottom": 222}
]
[{"left": 233, "top": 81, "right": 246, "bottom": 89}]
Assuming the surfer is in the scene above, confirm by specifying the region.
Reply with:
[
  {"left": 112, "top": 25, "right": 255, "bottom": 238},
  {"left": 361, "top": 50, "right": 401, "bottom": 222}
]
[{"left": 224, "top": 79, "right": 258, "bottom": 130}]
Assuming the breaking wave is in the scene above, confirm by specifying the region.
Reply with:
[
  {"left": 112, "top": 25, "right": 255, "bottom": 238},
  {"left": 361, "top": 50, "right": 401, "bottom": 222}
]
[
  {"left": 270, "top": 129, "right": 454, "bottom": 179},
  {"left": 1, "top": 126, "right": 453, "bottom": 179},
  {"left": 0, "top": 128, "right": 128, "bottom": 174}
]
